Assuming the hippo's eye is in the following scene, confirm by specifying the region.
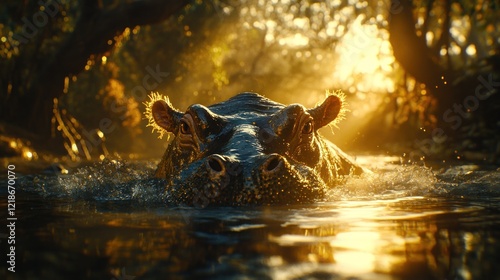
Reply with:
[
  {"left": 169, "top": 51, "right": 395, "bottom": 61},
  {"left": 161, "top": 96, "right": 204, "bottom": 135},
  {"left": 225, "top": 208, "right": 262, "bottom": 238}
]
[
  {"left": 179, "top": 120, "right": 191, "bottom": 135},
  {"left": 301, "top": 121, "right": 313, "bottom": 134}
]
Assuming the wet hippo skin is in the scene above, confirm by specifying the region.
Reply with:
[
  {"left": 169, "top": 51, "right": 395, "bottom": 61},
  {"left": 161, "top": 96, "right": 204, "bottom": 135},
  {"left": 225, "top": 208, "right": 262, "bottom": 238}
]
[{"left": 150, "top": 92, "right": 364, "bottom": 206}]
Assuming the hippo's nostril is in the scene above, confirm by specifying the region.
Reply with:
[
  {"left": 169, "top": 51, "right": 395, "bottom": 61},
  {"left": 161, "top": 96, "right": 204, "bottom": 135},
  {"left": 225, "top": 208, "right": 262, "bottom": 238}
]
[
  {"left": 266, "top": 158, "right": 280, "bottom": 171},
  {"left": 263, "top": 155, "right": 284, "bottom": 173},
  {"left": 206, "top": 155, "right": 225, "bottom": 173}
]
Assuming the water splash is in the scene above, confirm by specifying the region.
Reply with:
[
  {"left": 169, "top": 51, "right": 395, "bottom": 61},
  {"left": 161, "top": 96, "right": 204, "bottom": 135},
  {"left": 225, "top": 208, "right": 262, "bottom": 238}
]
[
  {"left": 330, "top": 159, "right": 500, "bottom": 200},
  {"left": 435, "top": 164, "right": 500, "bottom": 197},
  {"left": 22, "top": 159, "right": 167, "bottom": 204},
  {"left": 15, "top": 157, "right": 500, "bottom": 205},
  {"left": 329, "top": 164, "right": 440, "bottom": 200}
]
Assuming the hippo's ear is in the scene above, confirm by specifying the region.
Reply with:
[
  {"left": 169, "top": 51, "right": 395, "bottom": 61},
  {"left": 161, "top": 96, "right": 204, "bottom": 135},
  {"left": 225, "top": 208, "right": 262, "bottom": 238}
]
[
  {"left": 152, "top": 100, "right": 183, "bottom": 132},
  {"left": 307, "top": 95, "right": 342, "bottom": 129}
]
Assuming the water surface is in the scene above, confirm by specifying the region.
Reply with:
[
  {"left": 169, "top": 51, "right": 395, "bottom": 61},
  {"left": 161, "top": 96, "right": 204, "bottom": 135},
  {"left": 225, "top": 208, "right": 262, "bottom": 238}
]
[{"left": 1, "top": 156, "right": 500, "bottom": 279}]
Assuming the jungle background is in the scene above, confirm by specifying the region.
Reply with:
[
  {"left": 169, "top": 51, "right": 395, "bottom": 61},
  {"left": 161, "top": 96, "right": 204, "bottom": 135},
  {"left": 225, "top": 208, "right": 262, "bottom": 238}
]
[{"left": 1, "top": 0, "right": 500, "bottom": 168}]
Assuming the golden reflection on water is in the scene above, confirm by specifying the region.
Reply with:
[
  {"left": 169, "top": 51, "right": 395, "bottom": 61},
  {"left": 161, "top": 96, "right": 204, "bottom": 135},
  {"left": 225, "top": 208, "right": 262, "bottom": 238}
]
[
  {"left": 25, "top": 194, "right": 497, "bottom": 279},
  {"left": 333, "top": 231, "right": 401, "bottom": 274},
  {"left": 265, "top": 196, "right": 495, "bottom": 280},
  {"left": 268, "top": 200, "right": 421, "bottom": 278}
]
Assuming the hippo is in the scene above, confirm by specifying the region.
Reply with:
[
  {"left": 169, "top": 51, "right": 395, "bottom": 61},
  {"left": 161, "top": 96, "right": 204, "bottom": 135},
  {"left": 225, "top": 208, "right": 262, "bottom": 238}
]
[{"left": 148, "top": 92, "right": 364, "bottom": 206}]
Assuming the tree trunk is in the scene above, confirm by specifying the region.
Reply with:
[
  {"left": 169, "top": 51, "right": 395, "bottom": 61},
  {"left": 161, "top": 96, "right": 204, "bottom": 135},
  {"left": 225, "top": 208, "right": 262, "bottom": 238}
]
[
  {"left": 388, "top": 0, "right": 452, "bottom": 103},
  {"left": 1, "top": 0, "right": 190, "bottom": 143},
  {"left": 387, "top": 0, "right": 471, "bottom": 139},
  {"left": 388, "top": 0, "right": 500, "bottom": 145}
]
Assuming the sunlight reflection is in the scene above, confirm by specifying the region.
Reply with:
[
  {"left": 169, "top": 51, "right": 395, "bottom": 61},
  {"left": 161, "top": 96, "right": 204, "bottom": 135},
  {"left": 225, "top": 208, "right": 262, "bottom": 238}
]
[
  {"left": 334, "top": 251, "right": 376, "bottom": 273},
  {"left": 331, "top": 230, "right": 407, "bottom": 274},
  {"left": 2, "top": 136, "right": 38, "bottom": 160},
  {"left": 268, "top": 200, "right": 430, "bottom": 277},
  {"left": 24, "top": 150, "right": 33, "bottom": 160},
  {"left": 333, "top": 231, "right": 379, "bottom": 252}
]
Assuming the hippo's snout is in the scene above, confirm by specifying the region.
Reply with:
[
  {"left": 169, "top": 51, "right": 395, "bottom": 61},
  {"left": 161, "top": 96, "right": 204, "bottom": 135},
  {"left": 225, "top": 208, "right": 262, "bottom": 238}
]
[{"left": 205, "top": 153, "right": 287, "bottom": 184}]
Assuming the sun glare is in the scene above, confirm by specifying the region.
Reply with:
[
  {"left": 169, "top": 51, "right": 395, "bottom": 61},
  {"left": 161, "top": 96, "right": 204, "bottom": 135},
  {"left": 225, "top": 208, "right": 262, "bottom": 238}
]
[
  {"left": 279, "top": 33, "right": 310, "bottom": 47},
  {"left": 334, "top": 15, "right": 395, "bottom": 94},
  {"left": 324, "top": 14, "right": 397, "bottom": 145}
]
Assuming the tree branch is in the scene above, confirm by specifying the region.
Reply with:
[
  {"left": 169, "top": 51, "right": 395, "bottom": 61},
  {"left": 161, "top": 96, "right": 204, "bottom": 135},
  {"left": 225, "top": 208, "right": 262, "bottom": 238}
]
[{"left": 25, "top": 0, "right": 190, "bottom": 137}]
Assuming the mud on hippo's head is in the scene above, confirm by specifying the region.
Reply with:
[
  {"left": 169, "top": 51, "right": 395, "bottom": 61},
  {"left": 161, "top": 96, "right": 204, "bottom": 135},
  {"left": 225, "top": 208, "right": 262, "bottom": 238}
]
[{"left": 148, "top": 92, "right": 362, "bottom": 206}]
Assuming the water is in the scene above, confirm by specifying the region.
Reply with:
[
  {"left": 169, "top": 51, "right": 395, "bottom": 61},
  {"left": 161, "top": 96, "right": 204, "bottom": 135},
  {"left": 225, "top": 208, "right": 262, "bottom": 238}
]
[{"left": 1, "top": 156, "right": 500, "bottom": 280}]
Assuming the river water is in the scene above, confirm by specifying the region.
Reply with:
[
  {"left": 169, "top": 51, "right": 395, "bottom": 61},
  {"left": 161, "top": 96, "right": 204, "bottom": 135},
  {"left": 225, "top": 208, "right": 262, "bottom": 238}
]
[{"left": 1, "top": 156, "right": 500, "bottom": 279}]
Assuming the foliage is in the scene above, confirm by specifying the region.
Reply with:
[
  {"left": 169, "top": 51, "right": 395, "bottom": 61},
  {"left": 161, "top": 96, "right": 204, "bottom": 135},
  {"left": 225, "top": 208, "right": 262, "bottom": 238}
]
[{"left": 1, "top": 0, "right": 499, "bottom": 161}]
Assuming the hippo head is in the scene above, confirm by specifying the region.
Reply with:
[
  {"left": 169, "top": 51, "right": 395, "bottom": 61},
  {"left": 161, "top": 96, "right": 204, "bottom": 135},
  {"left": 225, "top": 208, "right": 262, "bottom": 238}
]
[{"left": 150, "top": 92, "right": 361, "bottom": 206}]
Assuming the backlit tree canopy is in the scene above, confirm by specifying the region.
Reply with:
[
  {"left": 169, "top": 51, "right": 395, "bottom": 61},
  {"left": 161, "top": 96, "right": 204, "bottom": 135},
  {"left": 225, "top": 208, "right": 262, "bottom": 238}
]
[{"left": 1, "top": 0, "right": 499, "bottom": 161}]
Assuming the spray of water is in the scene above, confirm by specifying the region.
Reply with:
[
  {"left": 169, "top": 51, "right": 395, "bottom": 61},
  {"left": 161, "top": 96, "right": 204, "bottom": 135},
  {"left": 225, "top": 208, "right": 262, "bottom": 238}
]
[
  {"left": 16, "top": 157, "right": 500, "bottom": 204},
  {"left": 24, "top": 159, "right": 166, "bottom": 204},
  {"left": 328, "top": 164, "right": 441, "bottom": 200}
]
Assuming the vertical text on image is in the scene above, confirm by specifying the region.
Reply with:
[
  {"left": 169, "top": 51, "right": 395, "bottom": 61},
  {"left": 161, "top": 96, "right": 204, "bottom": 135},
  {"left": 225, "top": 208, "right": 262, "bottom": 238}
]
[{"left": 6, "top": 164, "right": 17, "bottom": 273}]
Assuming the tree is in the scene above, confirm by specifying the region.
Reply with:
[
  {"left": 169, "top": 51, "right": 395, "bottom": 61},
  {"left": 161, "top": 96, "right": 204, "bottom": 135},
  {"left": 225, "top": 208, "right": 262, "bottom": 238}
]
[
  {"left": 388, "top": 0, "right": 500, "bottom": 159},
  {"left": 0, "top": 0, "right": 189, "bottom": 148},
  {"left": 3, "top": 0, "right": 499, "bottom": 161}
]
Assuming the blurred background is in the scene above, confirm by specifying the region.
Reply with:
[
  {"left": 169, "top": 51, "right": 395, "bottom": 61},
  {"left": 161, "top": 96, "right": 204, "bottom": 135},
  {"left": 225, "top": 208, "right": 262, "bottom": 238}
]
[{"left": 1, "top": 0, "right": 499, "bottom": 165}]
